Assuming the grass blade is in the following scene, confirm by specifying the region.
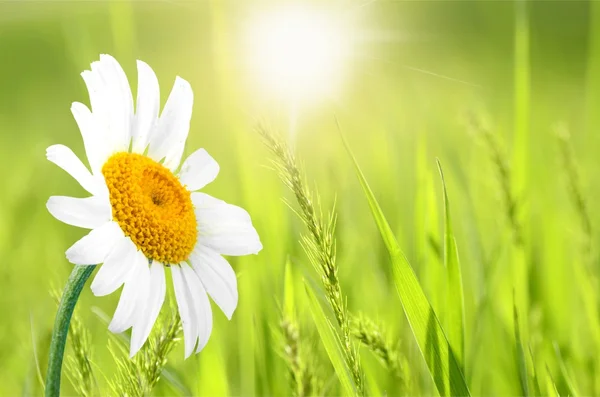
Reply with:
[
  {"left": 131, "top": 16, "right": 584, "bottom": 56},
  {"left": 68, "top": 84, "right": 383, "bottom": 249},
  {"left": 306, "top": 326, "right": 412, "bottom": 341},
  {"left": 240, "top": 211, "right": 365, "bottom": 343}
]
[
  {"left": 544, "top": 365, "right": 560, "bottom": 397},
  {"left": 528, "top": 347, "right": 542, "bottom": 397},
  {"left": 513, "top": 298, "right": 529, "bottom": 396},
  {"left": 305, "top": 282, "right": 357, "bottom": 396},
  {"left": 513, "top": 0, "right": 530, "bottom": 199},
  {"left": 437, "top": 160, "right": 466, "bottom": 371},
  {"left": 553, "top": 342, "right": 580, "bottom": 397},
  {"left": 341, "top": 133, "right": 470, "bottom": 396},
  {"left": 29, "top": 313, "right": 45, "bottom": 391}
]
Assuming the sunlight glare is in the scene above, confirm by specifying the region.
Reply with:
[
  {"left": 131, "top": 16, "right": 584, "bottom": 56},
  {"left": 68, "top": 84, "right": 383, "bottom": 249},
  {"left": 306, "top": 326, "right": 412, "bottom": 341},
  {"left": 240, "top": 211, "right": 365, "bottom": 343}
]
[{"left": 246, "top": 6, "right": 350, "bottom": 103}]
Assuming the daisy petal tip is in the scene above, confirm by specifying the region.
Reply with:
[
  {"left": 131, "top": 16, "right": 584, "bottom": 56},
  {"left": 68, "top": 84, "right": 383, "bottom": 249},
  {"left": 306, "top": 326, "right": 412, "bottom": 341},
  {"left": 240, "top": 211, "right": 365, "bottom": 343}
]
[
  {"left": 195, "top": 338, "right": 210, "bottom": 354},
  {"left": 224, "top": 308, "right": 235, "bottom": 321},
  {"left": 183, "top": 343, "right": 196, "bottom": 360},
  {"left": 174, "top": 77, "right": 193, "bottom": 98},
  {"left": 64, "top": 249, "right": 79, "bottom": 265},
  {"left": 175, "top": 75, "right": 191, "bottom": 87},
  {"left": 89, "top": 286, "right": 102, "bottom": 297},
  {"left": 99, "top": 53, "right": 117, "bottom": 63},
  {"left": 107, "top": 321, "right": 122, "bottom": 335},
  {"left": 90, "top": 60, "right": 102, "bottom": 71},
  {"left": 65, "top": 248, "right": 90, "bottom": 266},
  {"left": 45, "top": 196, "right": 56, "bottom": 210},
  {"left": 45, "top": 144, "right": 60, "bottom": 159},
  {"left": 129, "top": 343, "right": 141, "bottom": 358},
  {"left": 129, "top": 328, "right": 149, "bottom": 358},
  {"left": 136, "top": 59, "right": 151, "bottom": 70},
  {"left": 89, "top": 278, "right": 107, "bottom": 297},
  {"left": 250, "top": 240, "right": 263, "bottom": 255},
  {"left": 45, "top": 196, "right": 63, "bottom": 223},
  {"left": 70, "top": 101, "right": 89, "bottom": 114},
  {"left": 108, "top": 316, "right": 131, "bottom": 335}
]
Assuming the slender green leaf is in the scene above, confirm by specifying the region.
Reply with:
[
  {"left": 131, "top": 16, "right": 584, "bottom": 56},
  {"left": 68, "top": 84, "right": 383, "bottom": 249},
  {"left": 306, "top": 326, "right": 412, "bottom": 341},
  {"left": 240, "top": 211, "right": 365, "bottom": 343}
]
[
  {"left": 586, "top": 0, "right": 600, "bottom": 136},
  {"left": 513, "top": 298, "right": 529, "bottom": 396},
  {"left": 553, "top": 342, "right": 580, "bottom": 397},
  {"left": 529, "top": 347, "right": 542, "bottom": 397},
  {"left": 304, "top": 282, "right": 357, "bottom": 396},
  {"left": 29, "top": 313, "right": 45, "bottom": 391},
  {"left": 512, "top": 0, "right": 531, "bottom": 332},
  {"left": 341, "top": 133, "right": 470, "bottom": 396},
  {"left": 513, "top": 0, "right": 530, "bottom": 199},
  {"left": 573, "top": 259, "right": 600, "bottom": 352},
  {"left": 545, "top": 365, "right": 560, "bottom": 397},
  {"left": 437, "top": 160, "right": 465, "bottom": 371}
]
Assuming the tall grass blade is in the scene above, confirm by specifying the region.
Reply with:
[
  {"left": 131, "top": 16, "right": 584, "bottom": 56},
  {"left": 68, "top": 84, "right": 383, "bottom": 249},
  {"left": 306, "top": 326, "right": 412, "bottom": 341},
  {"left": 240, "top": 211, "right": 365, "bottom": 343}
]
[
  {"left": 513, "top": 298, "right": 529, "bottom": 396},
  {"left": 437, "top": 160, "right": 465, "bottom": 371},
  {"left": 29, "top": 313, "right": 45, "bottom": 391},
  {"left": 586, "top": 0, "right": 600, "bottom": 136},
  {"left": 305, "top": 282, "right": 357, "bottom": 396},
  {"left": 512, "top": 0, "right": 531, "bottom": 338},
  {"left": 341, "top": 133, "right": 470, "bottom": 396},
  {"left": 529, "top": 348, "right": 542, "bottom": 397},
  {"left": 553, "top": 342, "right": 579, "bottom": 397},
  {"left": 544, "top": 365, "right": 560, "bottom": 397},
  {"left": 513, "top": 0, "right": 530, "bottom": 200}
]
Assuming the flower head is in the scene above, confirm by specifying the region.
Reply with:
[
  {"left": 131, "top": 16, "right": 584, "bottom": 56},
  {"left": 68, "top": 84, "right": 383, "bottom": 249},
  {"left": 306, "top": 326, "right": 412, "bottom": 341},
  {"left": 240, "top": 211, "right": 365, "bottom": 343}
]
[{"left": 46, "top": 54, "right": 262, "bottom": 358}]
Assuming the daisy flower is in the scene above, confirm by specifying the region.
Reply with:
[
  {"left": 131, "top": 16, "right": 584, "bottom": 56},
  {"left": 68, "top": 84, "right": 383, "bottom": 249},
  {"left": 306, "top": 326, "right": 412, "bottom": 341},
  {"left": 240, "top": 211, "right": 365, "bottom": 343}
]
[{"left": 46, "top": 54, "right": 262, "bottom": 358}]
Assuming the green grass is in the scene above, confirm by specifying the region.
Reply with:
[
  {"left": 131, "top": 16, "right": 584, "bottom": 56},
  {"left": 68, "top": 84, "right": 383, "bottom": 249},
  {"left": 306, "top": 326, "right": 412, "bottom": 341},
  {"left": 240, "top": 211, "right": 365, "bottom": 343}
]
[
  {"left": 343, "top": 133, "right": 469, "bottom": 396},
  {"left": 0, "top": 0, "right": 599, "bottom": 395}
]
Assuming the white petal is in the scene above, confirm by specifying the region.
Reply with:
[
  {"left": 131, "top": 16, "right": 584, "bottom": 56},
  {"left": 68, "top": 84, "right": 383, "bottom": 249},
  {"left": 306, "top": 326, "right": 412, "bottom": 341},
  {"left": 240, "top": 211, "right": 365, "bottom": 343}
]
[
  {"left": 172, "top": 264, "right": 198, "bottom": 358},
  {"left": 190, "top": 245, "right": 238, "bottom": 319},
  {"left": 66, "top": 221, "right": 124, "bottom": 265},
  {"left": 90, "top": 237, "right": 138, "bottom": 296},
  {"left": 193, "top": 193, "right": 251, "bottom": 223},
  {"left": 71, "top": 102, "right": 107, "bottom": 175},
  {"left": 130, "top": 261, "right": 165, "bottom": 357},
  {"left": 46, "top": 145, "right": 101, "bottom": 195},
  {"left": 193, "top": 193, "right": 263, "bottom": 256},
  {"left": 81, "top": 67, "right": 119, "bottom": 155},
  {"left": 148, "top": 77, "right": 193, "bottom": 171},
  {"left": 178, "top": 149, "right": 220, "bottom": 191},
  {"left": 99, "top": 54, "right": 134, "bottom": 148},
  {"left": 132, "top": 60, "right": 160, "bottom": 153},
  {"left": 108, "top": 250, "right": 149, "bottom": 333},
  {"left": 81, "top": 69, "right": 104, "bottom": 122},
  {"left": 181, "top": 264, "right": 213, "bottom": 354},
  {"left": 82, "top": 55, "right": 132, "bottom": 155},
  {"left": 47, "top": 195, "right": 111, "bottom": 229}
]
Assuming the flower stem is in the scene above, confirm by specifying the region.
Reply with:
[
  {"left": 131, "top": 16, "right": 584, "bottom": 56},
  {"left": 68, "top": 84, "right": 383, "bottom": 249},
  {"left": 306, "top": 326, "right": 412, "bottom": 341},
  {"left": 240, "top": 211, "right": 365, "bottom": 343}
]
[{"left": 45, "top": 265, "right": 96, "bottom": 397}]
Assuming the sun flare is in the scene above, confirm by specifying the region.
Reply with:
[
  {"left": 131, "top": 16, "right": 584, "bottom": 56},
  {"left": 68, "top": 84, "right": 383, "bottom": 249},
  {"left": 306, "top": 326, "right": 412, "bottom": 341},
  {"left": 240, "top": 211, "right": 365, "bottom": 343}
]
[{"left": 246, "top": 5, "right": 351, "bottom": 103}]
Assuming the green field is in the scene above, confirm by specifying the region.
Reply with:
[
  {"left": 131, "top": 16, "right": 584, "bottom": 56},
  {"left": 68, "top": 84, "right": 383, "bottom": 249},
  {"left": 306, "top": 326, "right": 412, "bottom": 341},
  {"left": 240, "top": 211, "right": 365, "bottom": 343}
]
[{"left": 1, "top": 1, "right": 599, "bottom": 395}]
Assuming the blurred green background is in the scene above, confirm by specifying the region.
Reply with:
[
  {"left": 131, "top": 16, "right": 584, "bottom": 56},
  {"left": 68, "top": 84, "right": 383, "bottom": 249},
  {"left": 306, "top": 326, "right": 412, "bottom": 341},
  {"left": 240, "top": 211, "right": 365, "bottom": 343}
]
[{"left": 1, "top": 0, "right": 599, "bottom": 395}]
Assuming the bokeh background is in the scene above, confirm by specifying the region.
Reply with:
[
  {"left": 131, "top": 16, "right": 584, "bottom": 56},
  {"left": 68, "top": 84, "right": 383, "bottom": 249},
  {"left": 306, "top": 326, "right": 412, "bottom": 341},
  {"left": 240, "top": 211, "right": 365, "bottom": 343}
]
[{"left": 1, "top": 0, "right": 599, "bottom": 395}]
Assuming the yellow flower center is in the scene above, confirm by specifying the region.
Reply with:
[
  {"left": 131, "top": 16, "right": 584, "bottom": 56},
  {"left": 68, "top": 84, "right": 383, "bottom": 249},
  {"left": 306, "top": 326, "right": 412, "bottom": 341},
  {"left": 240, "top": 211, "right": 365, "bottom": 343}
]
[{"left": 102, "top": 152, "right": 197, "bottom": 264}]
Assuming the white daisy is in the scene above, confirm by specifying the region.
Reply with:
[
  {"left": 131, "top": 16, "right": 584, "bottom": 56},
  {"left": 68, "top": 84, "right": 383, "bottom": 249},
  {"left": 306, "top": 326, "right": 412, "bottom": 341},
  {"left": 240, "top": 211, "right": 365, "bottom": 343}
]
[{"left": 46, "top": 54, "right": 262, "bottom": 358}]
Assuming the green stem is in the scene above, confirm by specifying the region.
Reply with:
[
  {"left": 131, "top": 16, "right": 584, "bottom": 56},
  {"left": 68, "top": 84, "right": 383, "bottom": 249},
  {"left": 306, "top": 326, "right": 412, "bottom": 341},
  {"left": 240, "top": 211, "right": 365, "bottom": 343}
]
[{"left": 45, "top": 265, "right": 96, "bottom": 397}]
